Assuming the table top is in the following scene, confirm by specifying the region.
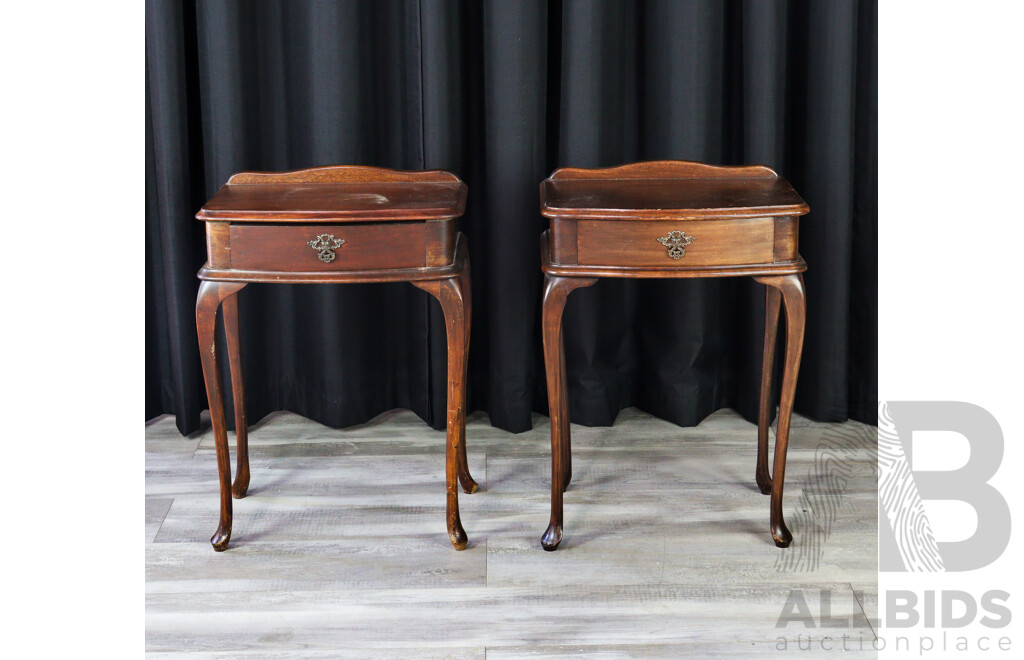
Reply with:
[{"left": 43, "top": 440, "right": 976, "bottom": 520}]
[
  {"left": 197, "top": 166, "right": 467, "bottom": 222},
  {"left": 540, "top": 161, "right": 808, "bottom": 220}
]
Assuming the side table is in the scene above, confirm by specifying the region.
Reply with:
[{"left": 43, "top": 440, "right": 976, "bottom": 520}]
[
  {"left": 195, "top": 165, "right": 477, "bottom": 551},
  {"left": 538, "top": 160, "right": 810, "bottom": 551}
]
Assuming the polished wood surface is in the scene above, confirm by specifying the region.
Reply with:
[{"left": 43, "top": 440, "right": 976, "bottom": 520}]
[
  {"left": 541, "top": 160, "right": 808, "bottom": 221},
  {"left": 227, "top": 164, "right": 462, "bottom": 184},
  {"left": 198, "top": 166, "right": 466, "bottom": 222},
  {"left": 195, "top": 165, "right": 475, "bottom": 552},
  {"left": 539, "top": 160, "right": 810, "bottom": 551},
  {"left": 221, "top": 292, "right": 249, "bottom": 499},
  {"left": 195, "top": 280, "right": 246, "bottom": 551},
  {"left": 541, "top": 233, "right": 805, "bottom": 279},
  {"left": 753, "top": 273, "right": 806, "bottom": 548},
  {"left": 576, "top": 218, "right": 774, "bottom": 267},
  {"left": 197, "top": 238, "right": 467, "bottom": 285},
  {"left": 547, "top": 159, "right": 779, "bottom": 180},
  {"left": 411, "top": 275, "right": 475, "bottom": 550},
  {"left": 756, "top": 285, "right": 782, "bottom": 496},
  {"left": 540, "top": 275, "right": 598, "bottom": 551},
  {"left": 229, "top": 222, "right": 427, "bottom": 271}
]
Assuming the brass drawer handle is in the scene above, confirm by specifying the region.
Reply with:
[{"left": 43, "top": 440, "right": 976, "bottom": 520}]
[
  {"left": 657, "top": 230, "right": 695, "bottom": 259},
  {"left": 307, "top": 233, "right": 346, "bottom": 263}
]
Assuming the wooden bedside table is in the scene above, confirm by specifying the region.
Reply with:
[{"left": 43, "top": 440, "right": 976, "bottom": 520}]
[
  {"left": 538, "top": 160, "right": 810, "bottom": 551},
  {"left": 195, "top": 165, "right": 477, "bottom": 552}
]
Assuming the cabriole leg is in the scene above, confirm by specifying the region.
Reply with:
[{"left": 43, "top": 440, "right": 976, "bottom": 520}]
[
  {"left": 754, "top": 273, "right": 806, "bottom": 548},
  {"left": 414, "top": 275, "right": 473, "bottom": 550},
  {"left": 196, "top": 280, "right": 247, "bottom": 551},
  {"left": 456, "top": 260, "right": 478, "bottom": 494},
  {"left": 222, "top": 292, "right": 249, "bottom": 499},
  {"left": 540, "top": 274, "right": 597, "bottom": 551},
  {"left": 756, "top": 284, "right": 782, "bottom": 494}
]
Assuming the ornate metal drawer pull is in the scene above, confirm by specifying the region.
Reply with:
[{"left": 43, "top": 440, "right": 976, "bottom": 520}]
[
  {"left": 307, "top": 233, "right": 346, "bottom": 263},
  {"left": 657, "top": 230, "right": 695, "bottom": 259}
]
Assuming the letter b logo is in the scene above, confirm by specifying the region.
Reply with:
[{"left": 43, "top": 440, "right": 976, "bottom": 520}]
[{"left": 879, "top": 401, "right": 1010, "bottom": 572}]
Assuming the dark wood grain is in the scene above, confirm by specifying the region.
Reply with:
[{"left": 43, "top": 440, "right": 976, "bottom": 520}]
[
  {"left": 456, "top": 259, "right": 477, "bottom": 495},
  {"left": 195, "top": 165, "right": 474, "bottom": 552},
  {"left": 425, "top": 219, "right": 457, "bottom": 267},
  {"left": 198, "top": 166, "right": 466, "bottom": 222},
  {"left": 538, "top": 160, "right": 810, "bottom": 551},
  {"left": 228, "top": 223, "right": 426, "bottom": 272},
  {"left": 198, "top": 182, "right": 467, "bottom": 222},
  {"left": 411, "top": 275, "right": 475, "bottom": 550},
  {"left": 221, "top": 292, "right": 249, "bottom": 499},
  {"left": 196, "top": 280, "right": 247, "bottom": 552},
  {"left": 773, "top": 217, "right": 800, "bottom": 262},
  {"left": 548, "top": 160, "right": 780, "bottom": 180},
  {"left": 541, "top": 161, "right": 807, "bottom": 221},
  {"left": 576, "top": 218, "right": 774, "bottom": 267},
  {"left": 541, "top": 233, "right": 805, "bottom": 279},
  {"left": 540, "top": 274, "right": 597, "bottom": 551},
  {"left": 756, "top": 285, "right": 782, "bottom": 496},
  {"left": 227, "top": 164, "right": 461, "bottom": 184},
  {"left": 199, "top": 234, "right": 467, "bottom": 285},
  {"left": 549, "top": 219, "right": 578, "bottom": 265},
  {"left": 205, "top": 222, "right": 231, "bottom": 269},
  {"left": 753, "top": 273, "right": 806, "bottom": 548}
]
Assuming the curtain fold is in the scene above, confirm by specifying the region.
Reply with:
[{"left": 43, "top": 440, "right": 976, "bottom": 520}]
[{"left": 146, "top": 0, "right": 877, "bottom": 436}]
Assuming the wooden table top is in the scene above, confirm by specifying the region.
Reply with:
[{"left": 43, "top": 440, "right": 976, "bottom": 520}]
[
  {"left": 540, "top": 161, "right": 808, "bottom": 221},
  {"left": 197, "top": 167, "right": 467, "bottom": 222}
]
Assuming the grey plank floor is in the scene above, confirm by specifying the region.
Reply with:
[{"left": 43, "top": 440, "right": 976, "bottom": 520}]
[{"left": 146, "top": 408, "right": 877, "bottom": 658}]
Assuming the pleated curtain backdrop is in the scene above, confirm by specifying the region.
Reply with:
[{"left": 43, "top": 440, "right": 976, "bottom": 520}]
[{"left": 146, "top": 0, "right": 877, "bottom": 437}]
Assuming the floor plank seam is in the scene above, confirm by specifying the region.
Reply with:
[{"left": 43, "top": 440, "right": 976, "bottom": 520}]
[
  {"left": 850, "top": 580, "right": 878, "bottom": 640},
  {"left": 151, "top": 498, "right": 174, "bottom": 543}
]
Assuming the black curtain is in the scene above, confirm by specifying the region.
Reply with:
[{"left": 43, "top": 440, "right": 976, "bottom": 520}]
[{"left": 146, "top": 0, "right": 877, "bottom": 436}]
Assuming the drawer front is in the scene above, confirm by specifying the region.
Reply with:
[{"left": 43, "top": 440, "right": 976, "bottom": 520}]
[
  {"left": 576, "top": 218, "right": 774, "bottom": 267},
  {"left": 229, "top": 222, "right": 426, "bottom": 271}
]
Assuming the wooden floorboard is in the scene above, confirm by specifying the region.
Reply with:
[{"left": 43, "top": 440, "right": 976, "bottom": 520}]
[{"left": 146, "top": 408, "right": 877, "bottom": 657}]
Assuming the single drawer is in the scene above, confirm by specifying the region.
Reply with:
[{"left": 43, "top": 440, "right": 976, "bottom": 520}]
[
  {"left": 228, "top": 222, "right": 427, "bottom": 271},
  {"left": 576, "top": 218, "right": 774, "bottom": 267}
]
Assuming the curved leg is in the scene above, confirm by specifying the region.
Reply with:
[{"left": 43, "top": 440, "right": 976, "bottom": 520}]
[
  {"left": 222, "top": 293, "right": 250, "bottom": 499},
  {"left": 196, "top": 280, "right": 247, "bottom": 552},
  {"left": 756, "top": 284, "right": 782, "bottom": 495},
  {"left": 456, "top": 260, "right": 478, "bottom": 494},
  {"left": 540, "top": 274, "right": 597, "bottom": 551},
  {"left": 754, "top": 273, "right": 806, "bottom": 548},
  {"left": 558, "top": 327, "right": 572, "bottom": 491},
  {"left": 413, "top": 276, "right": 471, "bottom": 550}
]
